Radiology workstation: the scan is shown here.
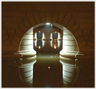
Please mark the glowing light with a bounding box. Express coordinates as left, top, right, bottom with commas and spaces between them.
51, 56, 53, 57
46, 86, 49, 88
54, 40, 56, 42
39, 46, 41, 49
54, 45, 56, 49
48, 66, 50, 69
46, 22, 51, 25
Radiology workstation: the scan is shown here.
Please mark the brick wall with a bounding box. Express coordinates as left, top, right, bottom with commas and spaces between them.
2, 2, 94, 56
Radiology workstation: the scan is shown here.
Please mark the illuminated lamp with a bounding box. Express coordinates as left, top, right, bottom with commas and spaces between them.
46, 22, 51, 25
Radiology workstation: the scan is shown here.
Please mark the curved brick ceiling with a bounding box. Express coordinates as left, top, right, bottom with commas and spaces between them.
2, 2, 94, 53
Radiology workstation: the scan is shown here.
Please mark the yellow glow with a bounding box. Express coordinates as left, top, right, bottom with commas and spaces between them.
54, 45, 56, 49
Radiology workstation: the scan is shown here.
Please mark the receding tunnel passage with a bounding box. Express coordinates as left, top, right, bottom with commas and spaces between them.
52, 32, 58, 39
37, 31, 42, 39
5, 22, 85, 87
14, 23, 82, 87
18, 23, 79, 55
2, 2, 94, 88
2, 21, 94, 87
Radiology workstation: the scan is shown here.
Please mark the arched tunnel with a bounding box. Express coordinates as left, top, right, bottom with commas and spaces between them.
2, 2, 94, 88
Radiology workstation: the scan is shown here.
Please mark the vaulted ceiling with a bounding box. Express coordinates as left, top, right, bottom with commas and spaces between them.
2, 2, 94, 28
2, 2, 94, 53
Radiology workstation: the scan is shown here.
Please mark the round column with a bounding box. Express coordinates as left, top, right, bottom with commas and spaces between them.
57, 32, 61, 39
60, 28, 78, 58
50, 33, 53, 39
18, 28, 36, 57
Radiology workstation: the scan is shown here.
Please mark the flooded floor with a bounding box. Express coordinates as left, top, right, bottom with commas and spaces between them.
33, 53, 63, 87
2, 40, 94, 87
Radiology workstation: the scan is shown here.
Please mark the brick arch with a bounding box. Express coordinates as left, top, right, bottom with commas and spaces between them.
5, 12, 77, 53
18, 23, 80, 57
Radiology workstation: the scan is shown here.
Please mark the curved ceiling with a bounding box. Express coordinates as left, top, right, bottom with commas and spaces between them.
2, 2, 94, 53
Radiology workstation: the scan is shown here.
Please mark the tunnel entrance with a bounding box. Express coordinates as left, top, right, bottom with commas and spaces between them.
16, 23, 80, 87
18, 22, 79, 57
52, 32, 58, 39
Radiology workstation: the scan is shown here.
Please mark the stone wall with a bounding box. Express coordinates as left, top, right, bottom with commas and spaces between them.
2, 2, 94, 56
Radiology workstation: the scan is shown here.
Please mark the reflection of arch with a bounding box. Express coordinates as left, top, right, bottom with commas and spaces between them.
18, 23, 79, 57
18, 58, 36, 86
59, 58, 79, 87
34, 40, 45, 49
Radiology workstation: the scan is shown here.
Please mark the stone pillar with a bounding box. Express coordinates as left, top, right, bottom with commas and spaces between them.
57, 32, 61, 39
58, 39, 61, 48
59, 28, 78, 58
18, 28, 36, 57
42, 33, 46, 39
34, 33, 37, 40
50, 33, 52, 39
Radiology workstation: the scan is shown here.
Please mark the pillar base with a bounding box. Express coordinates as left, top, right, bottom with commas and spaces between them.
19, 49, 36, 57
59, 50, 78, 58
15, 49, 36, 58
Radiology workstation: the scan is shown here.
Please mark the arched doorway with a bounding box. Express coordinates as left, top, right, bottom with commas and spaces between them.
18, 23, 79, 57
50, 31, 61, 49
16, 22, 81, 87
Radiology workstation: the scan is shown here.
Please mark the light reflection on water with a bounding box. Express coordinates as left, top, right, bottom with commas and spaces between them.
60, 59, 79, 87
2, 39, 94, 87
15, 39, 79, 87
18, 59, 36, 87
16, 53, 79, 87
